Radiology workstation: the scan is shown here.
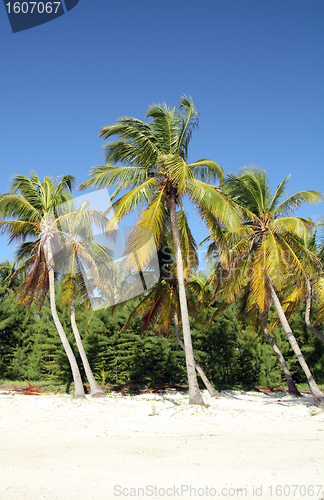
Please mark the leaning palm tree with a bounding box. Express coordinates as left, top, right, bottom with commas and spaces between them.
55, 196, 116, 397
270, 226, 324, 345
59, 258, 106, 397
304, 276, 324, 343
79, 96, 240, 404
0, 172, 86, 398
204, 235, 303, 396
221, 167, 324, 406
201, 223, 302, 396
236, 284, 302, 396
307, 222, 324, 341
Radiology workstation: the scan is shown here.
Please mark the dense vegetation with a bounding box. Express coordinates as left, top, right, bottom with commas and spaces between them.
0, 96, 324, 404
1, 271, 323, 390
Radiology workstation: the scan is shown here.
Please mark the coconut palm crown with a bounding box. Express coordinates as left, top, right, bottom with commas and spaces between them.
79, 96, 239, 245
221, 167, 323, 313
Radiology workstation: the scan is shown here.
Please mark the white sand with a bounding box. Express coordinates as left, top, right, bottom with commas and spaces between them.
0, 390, 323, 500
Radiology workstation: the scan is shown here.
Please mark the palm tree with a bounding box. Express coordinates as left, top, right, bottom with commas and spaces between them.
79, 96, 240, 404
59, 260, 106, 397
120, 255, 221, 397
304, 277, 324, 343
237, 284, 302, 396
279, 225, 324, 345
260, 312, 301, 396
202, 222, 302, 396
222, 167, 324, 407
55, 196, 115, 397
0, 172, 86, 398
204, 253, 302, 396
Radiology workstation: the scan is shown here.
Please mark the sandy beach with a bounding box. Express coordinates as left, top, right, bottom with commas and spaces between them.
0, 390, 323, 500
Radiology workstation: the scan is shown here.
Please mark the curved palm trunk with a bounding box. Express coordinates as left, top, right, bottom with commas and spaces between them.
305, 278, 324, 344
169, 193, 204, 405
261, 312, 301, 397
173, 310, 221, 398
46, 241, 85, 399
70, 296, 105, 397
269, 281, 324, 408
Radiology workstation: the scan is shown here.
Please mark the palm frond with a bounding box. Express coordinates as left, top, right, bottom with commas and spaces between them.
78, 164, 149, 193
122, 190, 166, 269
268, 175, 290, 212
188, 179, 241, 233
100, 117, 161, 166
273, 190, 322, 216
263, 229, 287, 289
271, 217, 311, 239
177, 95, 199, 159
187, 159, 223, 184
225, 168, 271, 215
177, 210, 198, 273
314, 277, 324, 324
146, 104, 179, 155
166, 154, 193, 194
0, 193, 41, 223
107, 178, 159, 230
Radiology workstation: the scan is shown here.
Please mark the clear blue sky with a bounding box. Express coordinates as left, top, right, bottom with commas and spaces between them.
1, 0, 324, 266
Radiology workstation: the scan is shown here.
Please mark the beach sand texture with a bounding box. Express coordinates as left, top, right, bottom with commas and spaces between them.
0, 390, 323, 500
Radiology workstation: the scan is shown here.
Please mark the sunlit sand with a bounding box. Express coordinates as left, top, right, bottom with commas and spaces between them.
0, 390, 323, 500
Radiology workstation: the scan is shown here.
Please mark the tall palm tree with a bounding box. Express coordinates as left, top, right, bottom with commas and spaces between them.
0, 172, 86, 398
222, 167, 324, 406
79, 96, 240, 404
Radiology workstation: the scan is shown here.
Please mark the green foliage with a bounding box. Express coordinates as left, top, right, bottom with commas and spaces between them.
191, 303, 282, 389
0, 267, 36, 379
285, 306, 324, 383
1, 257, 323, 389
81, 304, 185, 387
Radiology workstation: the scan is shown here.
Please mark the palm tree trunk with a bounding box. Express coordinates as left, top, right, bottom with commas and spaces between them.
260, 312, 301, 397
173, 310, 221, 398
70, 296, 105, 397
305, 278, 324, 344
269, 280, 324, 407
169, 192, 204, 405
46, 240, 85, 399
